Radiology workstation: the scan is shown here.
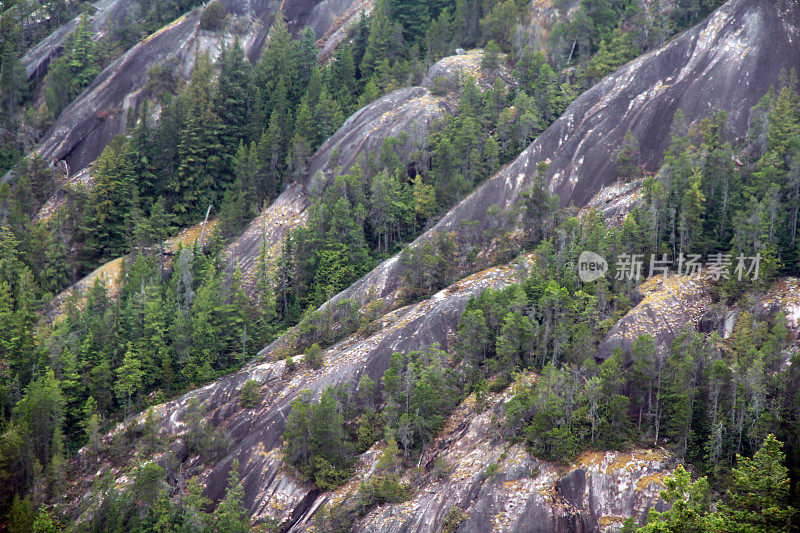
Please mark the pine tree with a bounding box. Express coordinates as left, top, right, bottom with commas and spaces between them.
291, 28, 318, 106
83, 140, 137, 262
213, 459, 250, 532
172, 54, 225, 224
717, 434, 797, 531
12, 369, 64, 469
128, 101, 160, 203
257, 109, 286, 202
254, 14, 294, 125
361, 0, 403, 80
328, 45, 358, 114
313, 88, 344, 146
214, 40, 255, 155
31, 509, 60, 533
0, 22, 27, 112
115, 342, 144, 412
678, 167, 706, 254
387, 0, 428, 45
482, 40, 501, 70
369, 170, 401, 253
617, 130, 641, 181
286, 102, 314, 181
638, 465, 711, 532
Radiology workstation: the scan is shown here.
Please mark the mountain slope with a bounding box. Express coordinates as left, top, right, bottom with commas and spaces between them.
46, 0, 800, 530
14, 0, 371, 180
329, 0, 800, 313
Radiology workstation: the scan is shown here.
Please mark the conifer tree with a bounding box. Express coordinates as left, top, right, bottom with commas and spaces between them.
115, 342, 144, 412
213, 459, 250, 532
83, 141, 137, 262
214, 40, 256, 155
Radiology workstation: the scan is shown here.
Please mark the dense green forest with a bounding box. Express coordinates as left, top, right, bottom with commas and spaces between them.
0, 0, 789, 530
283, 72, 800, 530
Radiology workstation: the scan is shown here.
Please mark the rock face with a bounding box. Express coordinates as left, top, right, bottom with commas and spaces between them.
597, 275, 712, 359
291, 378, 672, 533
56, 0, 800, 529
48, 51, 498, 310
222, 52, 510, 291
93, 255, 529, 528
34, 9, 216, 177
21, 0, 133, 84
223, 85, 445, 289
19, 0, 373, 179
327, 0, 800, 313
85, 254, 686, 532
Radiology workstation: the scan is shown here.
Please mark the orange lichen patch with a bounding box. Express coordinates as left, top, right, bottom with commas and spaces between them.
573, 449, 667, 475
599, 515, 626, 527
167, 219, 218, 249
605, 449, 666, 475
576, 450, 606, 469
636, 472, 668, 492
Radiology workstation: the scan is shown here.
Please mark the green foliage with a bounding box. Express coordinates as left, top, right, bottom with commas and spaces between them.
40, 15, 104, 120
716, 434, 797, 532
239, 379, 261, 408
441, 506, 468, 533
482, 461, 500, 480
213, 460, 250, 533
637, 435, 796, 532
283, 389, 355, 488
305, 343, 324, 370
616, 130, 640, 181
200, 1, 228, 31
183, 398, 230, 459
381, 346, 461, 454
637, 465, 711, 532
355, 473, 412, 510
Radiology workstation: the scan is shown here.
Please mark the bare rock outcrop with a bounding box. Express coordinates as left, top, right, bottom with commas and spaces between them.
20, 0, 376, 179
294, 381, 672, 532
597, 275, 712, 359
21, 0, 133, 84
85, 253, 529, 527
327, 0, 800, 313
85, 254, 678, 531
223, 85, 445, 289
48, 51, 500, 311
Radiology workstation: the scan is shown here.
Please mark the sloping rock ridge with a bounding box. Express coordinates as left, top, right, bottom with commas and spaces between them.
80, 256, 531, 527
222, 85, 445, 290
328, 0, 800, 313
221, 51, 506, 291
21, 0, 373, 178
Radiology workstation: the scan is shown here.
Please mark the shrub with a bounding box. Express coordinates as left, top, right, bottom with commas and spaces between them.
356, 474, 412, 511
285, 356, 297, 374
487, 374, 510, 393
200, 1, 227, 31
433, 457, 453, 479
442, 506, 468, 533
482, 40, 501, 69
313, 456, 352, 490
305, 343, 324, 369
482, 461, 500, 480
239, 379, 260, 408
183, 399, 229, 458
